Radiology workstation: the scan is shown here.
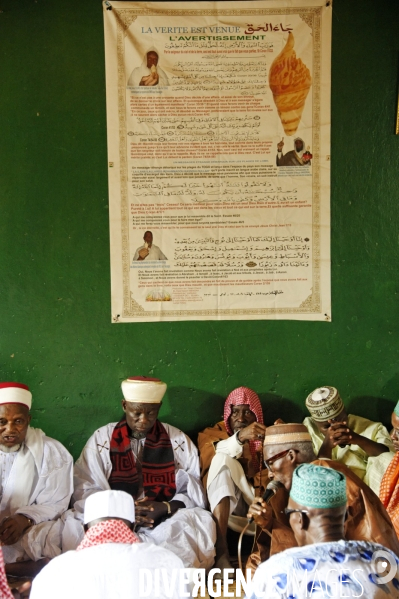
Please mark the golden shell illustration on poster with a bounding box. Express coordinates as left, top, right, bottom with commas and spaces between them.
269, 32, 312, 136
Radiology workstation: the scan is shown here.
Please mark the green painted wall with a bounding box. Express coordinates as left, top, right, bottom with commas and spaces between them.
0, 0, 398, 460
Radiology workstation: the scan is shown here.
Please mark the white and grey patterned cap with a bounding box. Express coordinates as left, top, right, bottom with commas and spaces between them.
305, 386, 344, 422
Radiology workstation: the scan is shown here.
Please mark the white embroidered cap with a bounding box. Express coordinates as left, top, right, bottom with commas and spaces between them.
0, 382, 32, 409
305, 386, 344, 422
84, 490, 135, 525
121, 376, 167, 403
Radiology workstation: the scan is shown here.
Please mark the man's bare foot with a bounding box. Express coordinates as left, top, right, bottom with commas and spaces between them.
10, 581, 31, 598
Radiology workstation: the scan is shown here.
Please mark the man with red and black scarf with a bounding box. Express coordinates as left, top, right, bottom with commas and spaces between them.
65, 377, 215, 570
198, 387, 267, 572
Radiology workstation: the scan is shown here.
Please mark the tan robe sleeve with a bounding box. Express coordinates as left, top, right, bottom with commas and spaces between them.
315, 458, 399, 555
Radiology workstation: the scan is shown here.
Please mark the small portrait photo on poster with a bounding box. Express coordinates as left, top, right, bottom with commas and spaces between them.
276, 137, 312, 167
127, 48, 169, 87
133, 231, 167, 262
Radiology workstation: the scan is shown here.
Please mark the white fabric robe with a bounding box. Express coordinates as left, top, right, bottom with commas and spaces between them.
30, 541, 188, 599
0, 427, 73, 563
127, 47, 169, 87
56, 422, 215, 569
207, 433, 256, 506
207, 433, 257, 533
133, 244, 167, 261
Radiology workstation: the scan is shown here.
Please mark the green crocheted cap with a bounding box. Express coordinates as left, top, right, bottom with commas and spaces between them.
290, 463, 347, 509
394, 401, 399, 417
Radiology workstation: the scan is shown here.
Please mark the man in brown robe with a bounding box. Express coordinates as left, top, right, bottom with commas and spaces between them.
198, 387, 267, 572
246, 423, 399, 572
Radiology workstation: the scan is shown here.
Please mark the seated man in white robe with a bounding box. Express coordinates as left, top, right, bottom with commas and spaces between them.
0, 382, 73, 577
30, 490, 187, 599
61, 376, 215, 570
303, 386, 393, 481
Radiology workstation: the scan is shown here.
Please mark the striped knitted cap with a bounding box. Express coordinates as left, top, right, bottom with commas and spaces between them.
264, 423, 311, 446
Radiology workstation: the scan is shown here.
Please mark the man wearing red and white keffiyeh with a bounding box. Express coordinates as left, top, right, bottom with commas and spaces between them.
0, 548, 13, 599
0, 547, 30, 599
76, 518, 140, 551
30, 490, 187, 599
198, 386, 268, 573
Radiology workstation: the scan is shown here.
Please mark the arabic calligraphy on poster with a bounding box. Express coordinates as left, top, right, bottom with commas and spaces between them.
104, 1, 331, 322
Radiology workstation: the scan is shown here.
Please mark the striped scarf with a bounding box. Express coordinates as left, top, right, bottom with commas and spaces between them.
109, 419, 176, 501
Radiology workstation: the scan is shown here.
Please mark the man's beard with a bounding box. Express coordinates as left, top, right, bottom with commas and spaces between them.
0, 443, 21, 453
131, 430, 146, 440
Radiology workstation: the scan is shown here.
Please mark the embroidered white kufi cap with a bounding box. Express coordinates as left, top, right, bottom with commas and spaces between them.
121, 376, 167, 403
305, 386, 344, 422
84, 490, 135, 524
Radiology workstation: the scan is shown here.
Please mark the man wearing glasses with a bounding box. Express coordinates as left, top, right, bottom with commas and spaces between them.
246, 423, 399, 568
246, 464, 399, 599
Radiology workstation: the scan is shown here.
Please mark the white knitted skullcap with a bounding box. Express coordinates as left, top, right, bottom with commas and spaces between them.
84, 490, 135, 525
121, 376, 166, 403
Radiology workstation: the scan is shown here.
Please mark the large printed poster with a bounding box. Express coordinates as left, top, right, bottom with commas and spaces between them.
104, 0, 331, 322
